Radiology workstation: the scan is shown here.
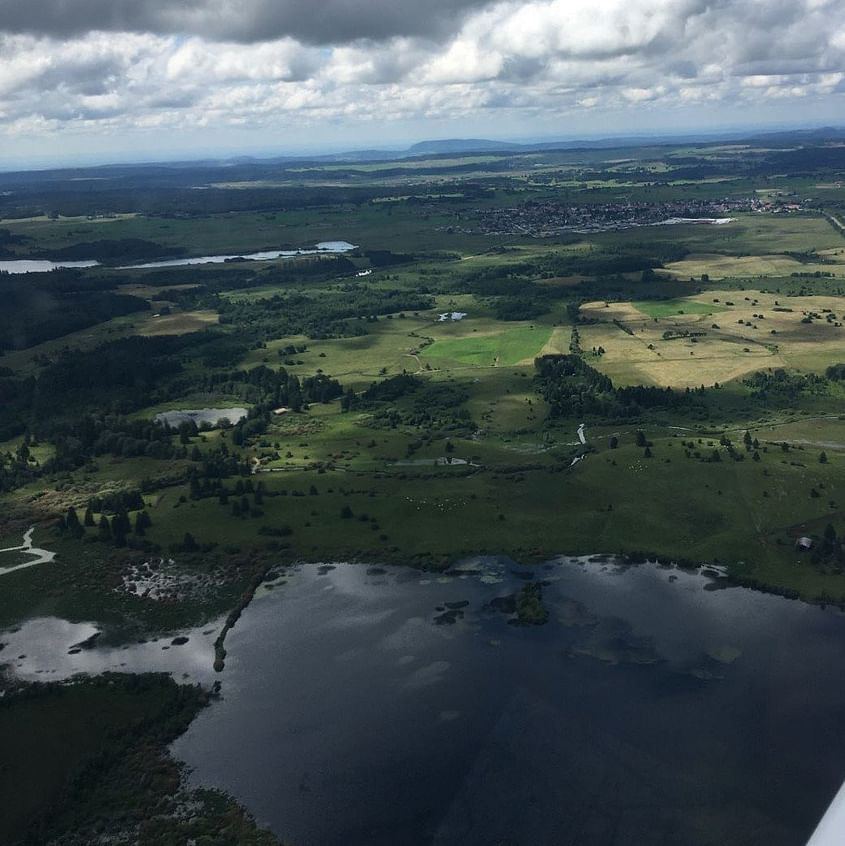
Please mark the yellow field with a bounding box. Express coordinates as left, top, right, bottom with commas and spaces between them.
664, 252, 845, 280
580, 290, 845, 387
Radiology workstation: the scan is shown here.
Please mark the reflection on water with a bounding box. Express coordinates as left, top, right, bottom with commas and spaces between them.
0, 616, 220, 683
0, 259, 99, 273
0, 241, 357, 274
122, 241, 358, 269
170, 557, 845, 846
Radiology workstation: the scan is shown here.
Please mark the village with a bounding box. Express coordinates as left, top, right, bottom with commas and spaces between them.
439, 195, 809, 237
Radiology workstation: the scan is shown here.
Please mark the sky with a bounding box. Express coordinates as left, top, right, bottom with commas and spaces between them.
1, 0, 845, 167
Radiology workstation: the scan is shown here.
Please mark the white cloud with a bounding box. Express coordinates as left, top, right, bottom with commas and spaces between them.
1, 0, 844, 154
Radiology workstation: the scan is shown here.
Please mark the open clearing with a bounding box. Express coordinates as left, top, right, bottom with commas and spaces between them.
136, 310, 219, 336
423, 324, 560, 368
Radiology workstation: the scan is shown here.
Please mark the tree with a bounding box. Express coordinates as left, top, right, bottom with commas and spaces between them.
182, 532, 199, 552
644, 446, 653, 458
820, 451, 828, 464
609, 436, 619, 449
83, 505, 95, 527
635, 430, 647, 447
113, 507, 132, 536
743, 430, 753, 451
98, 515, 112, 541
340, 504, 353, 519
134, 510, 152, 535
65, 507, 83, 539
341, 387, 356, 413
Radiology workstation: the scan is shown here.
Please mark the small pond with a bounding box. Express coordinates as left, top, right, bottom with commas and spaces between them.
154, 407, 248, 428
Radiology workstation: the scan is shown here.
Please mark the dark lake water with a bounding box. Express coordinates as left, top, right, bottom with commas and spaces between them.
172, 557, 845, 846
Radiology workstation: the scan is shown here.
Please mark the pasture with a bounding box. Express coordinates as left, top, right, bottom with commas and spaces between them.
580, 290, 845, 387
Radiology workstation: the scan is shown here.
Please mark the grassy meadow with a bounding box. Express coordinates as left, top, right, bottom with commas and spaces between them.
4, 159, 845, 641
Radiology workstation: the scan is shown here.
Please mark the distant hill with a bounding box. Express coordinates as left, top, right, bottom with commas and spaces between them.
4, 125, 845, 179
405, 139, 522, 156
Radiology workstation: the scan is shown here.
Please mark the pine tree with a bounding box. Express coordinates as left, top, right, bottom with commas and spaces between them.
134, 511, 152, 535
113, 507, 131, 536
65, 507, 83, 538
98, 515, 112, 542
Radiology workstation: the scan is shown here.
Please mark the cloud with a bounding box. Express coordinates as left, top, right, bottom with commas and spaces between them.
0, 0, 492, 44
1, 0, 844, 154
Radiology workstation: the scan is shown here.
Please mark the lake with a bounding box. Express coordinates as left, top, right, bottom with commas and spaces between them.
168, 557, 845, 846
0, 241, 357, 274
122, 241, 358, 269
0, 258, 99, 274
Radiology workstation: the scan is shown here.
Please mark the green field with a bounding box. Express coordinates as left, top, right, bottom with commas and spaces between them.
424, 323, 556, 367
4, 139, 845, 640
633, 299, 729, 319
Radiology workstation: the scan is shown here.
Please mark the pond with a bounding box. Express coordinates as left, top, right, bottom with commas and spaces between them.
154, 407, 248, 428
166, 557, 845, 846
